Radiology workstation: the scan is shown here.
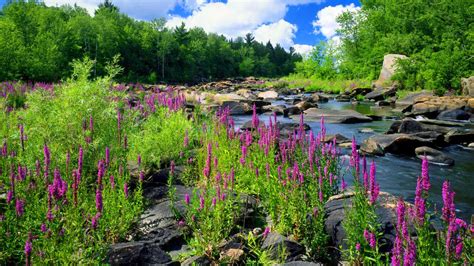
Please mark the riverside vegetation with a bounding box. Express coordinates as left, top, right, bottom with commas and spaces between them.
1, 59, 472, 265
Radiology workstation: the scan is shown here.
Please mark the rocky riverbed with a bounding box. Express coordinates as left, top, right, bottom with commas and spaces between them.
108, 78, 473, 265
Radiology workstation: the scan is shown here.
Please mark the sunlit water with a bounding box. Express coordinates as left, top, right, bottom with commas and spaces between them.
232, 98, 474, 220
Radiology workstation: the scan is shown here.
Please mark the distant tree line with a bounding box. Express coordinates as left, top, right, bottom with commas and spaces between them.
295, 0, 473, 94
0, 1, 302, 83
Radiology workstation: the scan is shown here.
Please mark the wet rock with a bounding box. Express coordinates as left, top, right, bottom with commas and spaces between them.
444, 129, 474, 144
336, 94, 351, 102
415, 146, 454, 166
295, 100, 317, 111
323, 134, 351, 145
390, 118, 450, 135
263, 105, 286, 115
284, 106, 302, 117
437, 109, 471, 121
258, 90, 279, 100
297, 108, 372, 124
324, 191, 412, 259
311, 93, 329, 103
375, 100, 391, 107
108, 242, 177, 265
365, 86, 397, 101
349, 87, 372, 97
360, 133, 436, 155
261, 232, 305, 261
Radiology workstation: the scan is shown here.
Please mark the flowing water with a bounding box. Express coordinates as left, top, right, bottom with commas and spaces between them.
232, 98, 474, 220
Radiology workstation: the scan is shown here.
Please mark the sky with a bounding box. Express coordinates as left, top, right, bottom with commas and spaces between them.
0, 0, 361, 55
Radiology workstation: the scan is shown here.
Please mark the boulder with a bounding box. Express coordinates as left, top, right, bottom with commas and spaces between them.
108, 242, 177, 265
213, 93, 246, 104
461, 77, 474, 97
258, 90, 279, 100
297, 108, 372, 124
263, 105, 286, 115
374, 54, 408, 87
284, 106, 302, 117
324, 191, 413, 259
221, 101, 252, 115
360, 133, 436, 155
295, 100, 317, 111
415, 146, 454, 166
396, 118, 450, 135
444, 129, 474, 144
261, 232, 305, 261
365, 86, 397, 101
323, 134, 351, 145
407, 96, 470, 118
311, 93, 329, 103
396, 90, 433, 106
468, 98, 474, 110
182, 255, 211, 266
437, 109, 471, 121
336, 94, 351, 102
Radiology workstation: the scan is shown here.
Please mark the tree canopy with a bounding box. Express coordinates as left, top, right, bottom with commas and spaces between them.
0, 1, 302, 83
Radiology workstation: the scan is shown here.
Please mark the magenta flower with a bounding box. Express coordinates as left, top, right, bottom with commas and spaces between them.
442, 180, 455, 224
137, 154, 141, 167
263, 227, 271, 238
6, 190, 13, 204
105, 147, 110, 166
403, 239, 416, 266
414, 177, 426, 224
78, 146, 83, 175
139, 170, 145, 182
421, 156, 430, 191
211, 197, 217, 207
355, 243, 361, 251
124, 183, 129, 198
369, 161, 379, 205
43, 144, 50, 179
41, 223, 47, 233
251, 104, 259, 129
91, 213, 100, 230
341, 177, 347, 190
199, 195, 205, 210
25, 237, 32, 266
15, 198, 25, 217
109, 175, 115, 189
185, 194, 190, 205
363, 229, 376, 249
95, 189, 103, 212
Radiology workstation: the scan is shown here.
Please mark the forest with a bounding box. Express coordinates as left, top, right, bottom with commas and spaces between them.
0, 1, 301, 83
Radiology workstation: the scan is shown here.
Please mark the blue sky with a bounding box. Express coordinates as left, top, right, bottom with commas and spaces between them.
0, 0, 361, 54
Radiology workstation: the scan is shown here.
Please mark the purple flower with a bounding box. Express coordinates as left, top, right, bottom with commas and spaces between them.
139, 171, 145, 182
421, 156, 430, 191
199, 195, 205, 210
78, 146, 83, 175
24, 237, 32, 264
442, 180, 455, 224
185, 194, 190, 205
95, 189, 103, 212
137, 154, 141, 167
109, 175, 115, 189
355, 243, 361, 251
341, 177, 347, 190
363, 229, 376, 249
41, 223, 47, 233
414, 177, 426, 224
263, 227, 271, 238
105, 147, 110, 166
91, 212, 100, 230
403, 239, 417, 266
6, 190, 13, 204
170, 161, 175, 176
369, 161, 379, 205
211, 197, 217, 207
15, 198, 25, 217
251, 104, 259, 129
124, 183, 129, 198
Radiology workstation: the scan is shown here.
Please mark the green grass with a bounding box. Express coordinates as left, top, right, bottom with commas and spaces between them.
265, 75, 371, 94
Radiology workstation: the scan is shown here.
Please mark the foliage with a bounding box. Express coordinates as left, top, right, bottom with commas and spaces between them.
0, 1, 302, 83
336, 0, 474, 93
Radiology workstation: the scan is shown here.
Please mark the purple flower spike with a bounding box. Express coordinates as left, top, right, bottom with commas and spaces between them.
124, 183, 129, 198
95, 189, 103, 212
185, 193, 190, 205
15, 198, 25, 217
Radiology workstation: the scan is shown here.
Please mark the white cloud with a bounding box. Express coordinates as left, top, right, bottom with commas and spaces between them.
293, 44, 313, 56
253, 19, 297, 49
312, 3, 359, 40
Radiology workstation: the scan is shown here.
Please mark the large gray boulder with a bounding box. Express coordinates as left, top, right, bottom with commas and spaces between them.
261, 232, 305, 261
415, 146, 454, 166
374, 54, 408, 87
296, 108, 372, 124
365, 86, 397, 101
360, 133, 436, 155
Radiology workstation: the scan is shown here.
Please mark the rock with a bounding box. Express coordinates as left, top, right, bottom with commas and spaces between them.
390, 118, 451, 135
221, 101, 252, 115
323, 134, 351, 145
240, 119, 264, 130
284, 106, 302, 117
461, 77, 474, 96
468, 98, 474, 110
181, 255, 211, 266
444, 129, 474, 144
261, 232, 305, 261
374, 54, 408, 86
311, 93, 329, 102
365, 86, 397, 101
375, 100, 391, 107
263, 105, 286, 115
108, 242, 176, 265
236, 89, 254, 99
396, 90, 433, 106
213, 93, 246, 104
297, 108, 372, 124
279, 122, 311, 139
336, 94, 351, 102
360, 133, 436, 155
324, 191, 413, 259
469, 143, 474, 148
295, 100, 317, 111
417, 119, 465, 127
258, 90, 279, 99
437, 109, 471, 121
407, 96, 470, 118
349, 87, 372, 97
415, 146, 454, 166
241, 99, 271, 108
